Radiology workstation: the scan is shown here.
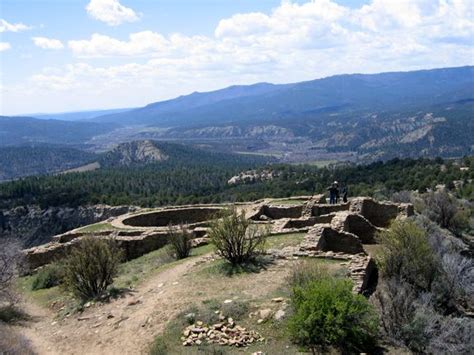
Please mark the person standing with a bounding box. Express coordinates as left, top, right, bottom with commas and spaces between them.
327, 181, 338, 204
341, 185, 348, 203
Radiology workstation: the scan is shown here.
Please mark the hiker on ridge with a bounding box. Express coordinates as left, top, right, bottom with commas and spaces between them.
341, 185, 348, 203
327, 181, 339, 204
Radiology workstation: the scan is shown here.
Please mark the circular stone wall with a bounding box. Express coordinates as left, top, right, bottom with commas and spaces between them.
121, 207, 223, 227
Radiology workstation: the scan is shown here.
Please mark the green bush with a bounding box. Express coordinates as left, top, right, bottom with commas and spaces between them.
167, 224, 192, 260
209, 209, 266, 265
63, 237, 123, 301
288, 277, 378, 353
0, 304, 29, 323
376, 220, 440, 291
31, 263, 63, 290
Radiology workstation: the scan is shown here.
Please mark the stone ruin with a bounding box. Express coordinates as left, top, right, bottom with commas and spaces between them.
22, 205, 223, 272
23, 196, 414, 294
259, 196, 413, 293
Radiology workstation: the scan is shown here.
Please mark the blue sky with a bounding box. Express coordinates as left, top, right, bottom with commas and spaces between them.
1, 0, 473, 115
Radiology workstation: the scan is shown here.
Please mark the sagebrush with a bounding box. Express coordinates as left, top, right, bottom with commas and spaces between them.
376, 219, 439, 291
63, 237, 123, 301
167, 224, 192, 260
209, 209, 266, 265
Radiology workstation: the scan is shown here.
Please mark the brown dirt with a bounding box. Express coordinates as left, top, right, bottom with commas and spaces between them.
15, 253, 301, 354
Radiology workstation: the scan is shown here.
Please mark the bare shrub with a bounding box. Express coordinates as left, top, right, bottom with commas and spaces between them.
408, 298, 474, 354
371, 278, 418, 346
167, 224, 193, 260
423, 190, 468, 233
0, 238, 23, 305
63, 237, 123, 301
0, 323, 35, 354
209, 209, 267, 265
390, 190, 413, 203
440, 253, 474, 311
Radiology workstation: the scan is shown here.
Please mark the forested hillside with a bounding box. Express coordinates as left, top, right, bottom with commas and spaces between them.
1, 156, 472, 210
0, 145, 97, 181
0, 116, 116, 146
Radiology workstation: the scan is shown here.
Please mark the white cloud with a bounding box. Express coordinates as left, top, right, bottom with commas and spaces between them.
69, 31, 167, 57
32, 37, 64, 50
86, 0, 140, 26
2, 0, 474, 114
0, 42, 11, 51
0, 19, 31, 32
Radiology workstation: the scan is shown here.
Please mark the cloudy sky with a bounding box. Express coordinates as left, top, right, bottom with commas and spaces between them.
1, 0, 473, 115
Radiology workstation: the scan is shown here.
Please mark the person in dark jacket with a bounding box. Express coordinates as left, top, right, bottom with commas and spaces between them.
328, 181, 339, 204
341, 185, 348, 203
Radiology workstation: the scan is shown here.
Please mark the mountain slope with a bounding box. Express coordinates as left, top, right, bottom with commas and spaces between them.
95, 66, 474, 127
0, 145, 98, 181
0, 116, 117, 146
88, 66, 473, 161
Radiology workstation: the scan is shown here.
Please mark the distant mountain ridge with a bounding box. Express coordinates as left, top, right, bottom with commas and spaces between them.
89, 66, 474, 161
94, 66, 474, 128
1, 66, 473, 163
30, 108, 134, 121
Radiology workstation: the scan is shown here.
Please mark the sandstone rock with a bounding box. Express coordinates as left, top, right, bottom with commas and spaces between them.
127, 299, 140, 306
274, 310, 286, 321
3, 204, 137, 247
271, 297, 285, 303
259, 309, 272, 320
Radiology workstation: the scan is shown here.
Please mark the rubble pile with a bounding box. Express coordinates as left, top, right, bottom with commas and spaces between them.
181, 318, 264, 347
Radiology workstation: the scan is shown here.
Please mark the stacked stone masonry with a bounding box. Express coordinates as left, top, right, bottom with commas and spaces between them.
23, 197, 413, 295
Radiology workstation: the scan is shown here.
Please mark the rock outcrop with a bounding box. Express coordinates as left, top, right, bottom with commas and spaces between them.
1, 204, 138, 247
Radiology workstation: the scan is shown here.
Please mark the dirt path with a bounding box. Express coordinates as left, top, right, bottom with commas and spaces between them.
17, 252, 294, 354
19, 254, 212, 355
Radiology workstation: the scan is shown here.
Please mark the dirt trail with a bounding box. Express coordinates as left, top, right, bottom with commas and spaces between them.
19, 255, 211, 355
17, 252, 293, 354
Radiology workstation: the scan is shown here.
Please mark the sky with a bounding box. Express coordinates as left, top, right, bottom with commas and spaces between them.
0, 0, 473, 115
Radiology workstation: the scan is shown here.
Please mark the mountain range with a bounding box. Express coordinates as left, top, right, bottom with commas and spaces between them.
2, 66, 473, 167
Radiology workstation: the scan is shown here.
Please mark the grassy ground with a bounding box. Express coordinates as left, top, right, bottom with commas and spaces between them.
17, 231, 349, 354
149, 256, 344, 355
16, 243, 214, 312
75, 222, 119, 233
270, 198, 309, 205
266, 232, 306, 249
18, 233, 305, 309
115, 244, 213, 289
